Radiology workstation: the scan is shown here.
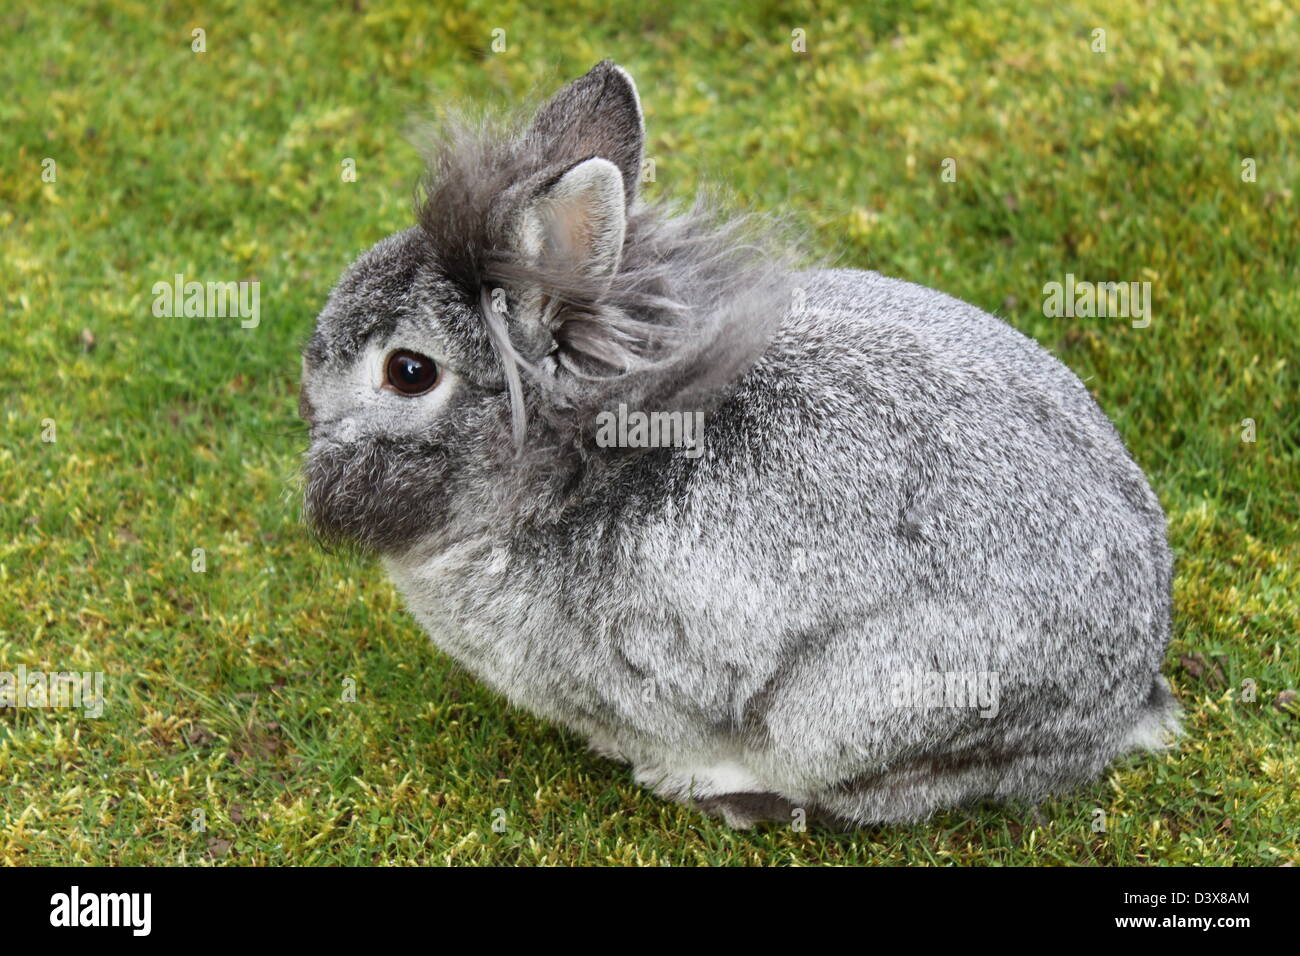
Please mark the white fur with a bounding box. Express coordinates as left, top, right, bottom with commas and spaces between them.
1120, 679, 1182, 751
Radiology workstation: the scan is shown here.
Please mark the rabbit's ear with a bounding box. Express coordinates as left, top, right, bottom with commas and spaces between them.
518, 157, 626, 283
525, 60, 644, 206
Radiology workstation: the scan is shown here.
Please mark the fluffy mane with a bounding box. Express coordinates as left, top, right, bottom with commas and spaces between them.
413, 101, 801, 455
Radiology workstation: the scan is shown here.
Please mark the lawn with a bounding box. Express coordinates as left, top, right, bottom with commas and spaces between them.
0, 0, 1296, 865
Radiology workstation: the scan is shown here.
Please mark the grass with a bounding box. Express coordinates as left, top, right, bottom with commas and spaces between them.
0, 0, 1296, 866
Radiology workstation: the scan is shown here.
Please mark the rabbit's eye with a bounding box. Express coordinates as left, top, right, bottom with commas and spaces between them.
385, 350, 440, 396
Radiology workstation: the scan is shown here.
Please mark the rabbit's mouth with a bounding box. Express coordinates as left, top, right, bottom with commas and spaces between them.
307, 419, 355, 444
302, 427, 455, 553
298, 382, 317, 427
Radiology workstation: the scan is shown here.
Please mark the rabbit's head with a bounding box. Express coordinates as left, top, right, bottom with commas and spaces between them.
300, 61, 792, 554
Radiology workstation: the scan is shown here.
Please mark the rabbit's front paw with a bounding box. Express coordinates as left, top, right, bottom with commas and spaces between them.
586, 734, 629, 764
632, 758, 762, 800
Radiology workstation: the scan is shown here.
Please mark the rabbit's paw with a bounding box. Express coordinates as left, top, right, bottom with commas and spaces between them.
586, 734, 629, 764
632, 758, 762, 800
694, 792, 805, 830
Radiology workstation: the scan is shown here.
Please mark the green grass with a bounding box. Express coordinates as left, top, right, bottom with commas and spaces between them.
1, 0, 1296, 865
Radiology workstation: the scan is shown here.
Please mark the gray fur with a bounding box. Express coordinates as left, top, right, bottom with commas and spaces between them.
300, 61, 1179, 827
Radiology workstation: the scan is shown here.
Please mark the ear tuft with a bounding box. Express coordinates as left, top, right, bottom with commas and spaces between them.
526, 60, 645, 206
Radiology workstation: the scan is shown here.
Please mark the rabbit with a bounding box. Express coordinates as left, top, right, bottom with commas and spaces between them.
299, 60, 1179, 828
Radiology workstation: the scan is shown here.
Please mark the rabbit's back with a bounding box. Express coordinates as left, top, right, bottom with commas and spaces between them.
684, 266, 1171, 640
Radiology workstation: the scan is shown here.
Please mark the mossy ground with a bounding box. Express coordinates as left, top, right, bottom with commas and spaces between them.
0, 0, 1295, 864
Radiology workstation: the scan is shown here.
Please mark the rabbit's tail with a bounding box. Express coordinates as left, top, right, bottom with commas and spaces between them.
1119, 675, 1183, 752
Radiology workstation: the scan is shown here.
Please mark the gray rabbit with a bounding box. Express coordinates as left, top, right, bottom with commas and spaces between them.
300, 61, 1179, 828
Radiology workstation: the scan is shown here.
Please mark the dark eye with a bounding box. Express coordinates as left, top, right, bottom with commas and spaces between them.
385, 350, 439, 396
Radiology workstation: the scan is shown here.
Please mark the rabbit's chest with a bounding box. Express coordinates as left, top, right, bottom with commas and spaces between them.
381, 545, 609, 721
